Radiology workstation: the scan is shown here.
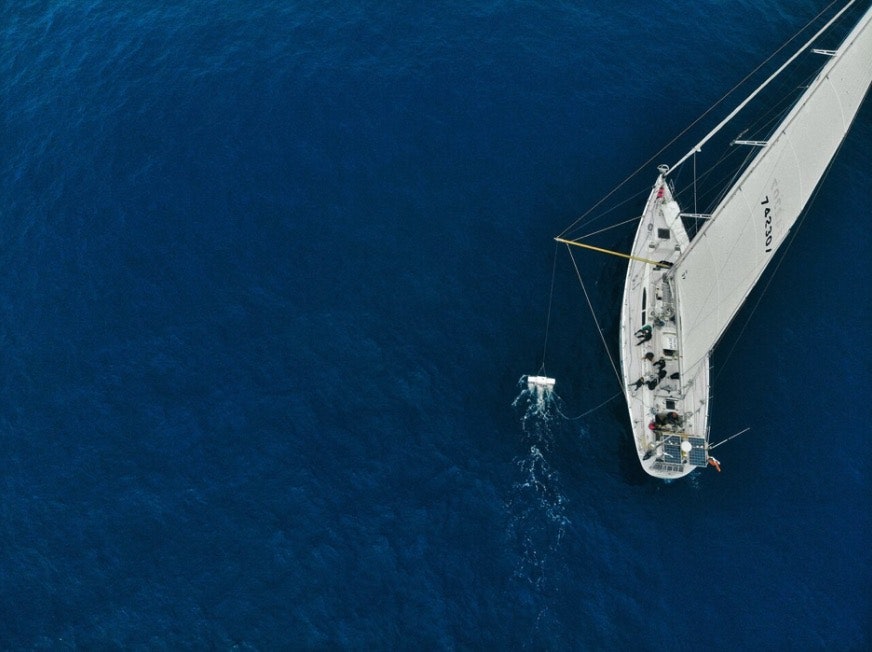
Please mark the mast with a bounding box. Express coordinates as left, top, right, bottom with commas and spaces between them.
667, 0, 859, 176
668, 3, 872, 379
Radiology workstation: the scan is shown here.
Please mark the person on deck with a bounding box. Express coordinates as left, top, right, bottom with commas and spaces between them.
635, 325, 652, 345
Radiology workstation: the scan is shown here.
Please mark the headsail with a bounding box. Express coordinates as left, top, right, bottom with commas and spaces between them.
670, 5, 872, 379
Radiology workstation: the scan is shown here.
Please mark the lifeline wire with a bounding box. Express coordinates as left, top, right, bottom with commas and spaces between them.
556, 391, 622, 421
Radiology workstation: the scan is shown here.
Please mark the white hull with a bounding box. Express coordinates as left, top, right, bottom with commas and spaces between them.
619, 178, 710, 479
553, 4, 872, 478
615, 4, 872, 478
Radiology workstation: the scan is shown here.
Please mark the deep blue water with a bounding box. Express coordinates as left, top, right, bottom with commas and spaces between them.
2, 1, 870, 648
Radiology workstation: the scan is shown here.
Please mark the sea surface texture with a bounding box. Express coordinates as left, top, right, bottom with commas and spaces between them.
2, 1, 870, 648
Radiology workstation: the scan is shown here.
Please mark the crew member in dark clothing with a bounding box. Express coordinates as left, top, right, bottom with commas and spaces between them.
658, 368, 667, 380
630, 377, 645, 390
646, 378, 658, 390
670, 372, 680, 380
635, 325, 652, 345
653, 358, 666, 370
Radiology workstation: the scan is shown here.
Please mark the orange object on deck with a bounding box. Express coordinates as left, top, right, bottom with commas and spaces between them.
708, 457, 722, 472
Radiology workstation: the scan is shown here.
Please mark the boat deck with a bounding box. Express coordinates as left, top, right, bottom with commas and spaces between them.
619, 174, 711, 479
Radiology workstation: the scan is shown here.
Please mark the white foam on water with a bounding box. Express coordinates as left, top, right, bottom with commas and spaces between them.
506, 377, 571, 636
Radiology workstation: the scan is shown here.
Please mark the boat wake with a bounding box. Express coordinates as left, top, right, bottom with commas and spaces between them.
506, 377, 571, 634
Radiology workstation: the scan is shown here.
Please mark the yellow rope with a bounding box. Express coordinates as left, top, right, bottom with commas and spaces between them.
554, 237, 667, 267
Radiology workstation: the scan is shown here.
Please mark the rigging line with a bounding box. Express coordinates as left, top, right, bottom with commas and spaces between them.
675, 139, 757, 216
674, 146, 749, 215
563, 188, 651, 240
574, 216, 641, 240
561, 186, 651, 240
556, 391, 622, 421
676, 132, 788, 216
675, 63, 833, 213
668, 0, 854, 173
557, 0, 843, 240
742, 69, 818, 137
715, 147, 758, 209
677, 151, 737, 201
709, 427, 751, 451
539, 243, 559, 373
713, 150, 839, 383
693, 149, 698, 215
564, 245, 623, 389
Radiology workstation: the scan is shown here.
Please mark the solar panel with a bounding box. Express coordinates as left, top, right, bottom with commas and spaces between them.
662, 435, 681, 463
652, 462, 683, 474
688, 437, 708, 466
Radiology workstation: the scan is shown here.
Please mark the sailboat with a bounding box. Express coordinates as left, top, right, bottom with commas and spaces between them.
555, 2, 872, 478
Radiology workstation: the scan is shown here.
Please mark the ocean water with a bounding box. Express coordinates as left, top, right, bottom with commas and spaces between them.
1, 0, 870, 649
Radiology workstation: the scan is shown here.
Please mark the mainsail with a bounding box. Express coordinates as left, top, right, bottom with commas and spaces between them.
552, 2, 872, 478
669, 5, 872, 381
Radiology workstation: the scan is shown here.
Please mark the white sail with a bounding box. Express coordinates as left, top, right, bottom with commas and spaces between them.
560, 4, 872, 478
672, 6, 872, 380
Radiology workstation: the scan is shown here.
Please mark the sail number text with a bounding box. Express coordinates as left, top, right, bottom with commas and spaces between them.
760, 184, 781, 253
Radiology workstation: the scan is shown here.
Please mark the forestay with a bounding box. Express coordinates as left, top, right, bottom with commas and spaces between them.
670, 6, 872, 380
